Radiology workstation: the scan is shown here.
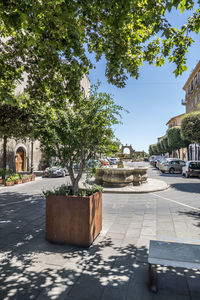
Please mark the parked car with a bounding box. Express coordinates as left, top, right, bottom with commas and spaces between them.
107, 157, 119, 165
43, 166, 68, 177
151, 156, 163, 168
156, 157, 166, 170
182, 161, 200, 178
159, 158, 186, 174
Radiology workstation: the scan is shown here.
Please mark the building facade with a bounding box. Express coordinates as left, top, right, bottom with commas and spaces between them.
182, 60, 200, 160
182, 60, 200, 113
0, 75, 91, 172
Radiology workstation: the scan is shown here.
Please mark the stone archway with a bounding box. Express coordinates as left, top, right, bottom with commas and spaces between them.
121, 144, 134, 159
16, 147, 26, 172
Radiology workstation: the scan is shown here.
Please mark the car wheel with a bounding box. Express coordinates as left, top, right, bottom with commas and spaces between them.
185, 172, 190, 178
169, 168, 175, 174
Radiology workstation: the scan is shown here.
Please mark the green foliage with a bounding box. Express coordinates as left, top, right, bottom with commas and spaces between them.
0, 1, 199, 107
162, 136, 172, 154
0, 103, 35, 139
149, 144, 159, 155
181, 112, 200, 144
6, 175, 17, 182
0, 169, 10, 178
85, 163, 97, 183
157, 141, 163, 155
43, 184, 103, 197
167, 126, 190, 151
36, 84, 124, 195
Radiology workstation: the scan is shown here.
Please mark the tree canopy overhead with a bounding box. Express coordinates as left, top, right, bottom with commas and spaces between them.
0, 0, 199, 106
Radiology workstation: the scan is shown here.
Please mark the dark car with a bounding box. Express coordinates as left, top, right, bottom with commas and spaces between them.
182, 161, 200, 178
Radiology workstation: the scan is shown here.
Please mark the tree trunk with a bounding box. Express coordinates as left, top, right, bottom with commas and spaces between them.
178, 149, 180, 159
187, 146, 190, 161
2, 136, 8, 179
72, 166, 84, 195
67, 163, 84, 195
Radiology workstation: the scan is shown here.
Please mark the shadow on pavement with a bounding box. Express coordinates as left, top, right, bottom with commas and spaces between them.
179, 210, 200, 227
0, 191, 200, 299
170, 183, 200, 194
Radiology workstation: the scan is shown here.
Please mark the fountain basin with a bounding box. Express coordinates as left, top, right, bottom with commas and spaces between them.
95, 167, 148, 187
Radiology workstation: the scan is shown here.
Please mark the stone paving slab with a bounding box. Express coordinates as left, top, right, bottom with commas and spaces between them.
0, 168, 200, 299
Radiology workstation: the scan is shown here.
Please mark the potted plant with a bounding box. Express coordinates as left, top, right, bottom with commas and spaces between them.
36, 84, 124, 247
0, 169, 10, 184
30, 173, 36, 181
22, 175, 29, 183
5, 176, 15, 186
14, 174, 22, 184
44, 184, 103, 247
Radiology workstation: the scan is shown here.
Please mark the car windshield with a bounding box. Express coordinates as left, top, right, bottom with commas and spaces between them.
189, 162, 200, 169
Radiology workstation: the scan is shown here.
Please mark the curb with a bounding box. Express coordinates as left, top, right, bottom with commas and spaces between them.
80, 179, 169, 194
0, 176, 43, 190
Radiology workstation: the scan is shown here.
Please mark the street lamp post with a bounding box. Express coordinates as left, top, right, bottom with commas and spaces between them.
30, 141, 34, 173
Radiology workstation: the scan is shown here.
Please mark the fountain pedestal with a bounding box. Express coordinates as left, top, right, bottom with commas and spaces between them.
95, 167, 148, 187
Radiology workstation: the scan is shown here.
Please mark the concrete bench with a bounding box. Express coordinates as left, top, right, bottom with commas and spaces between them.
148, 240, 200, 292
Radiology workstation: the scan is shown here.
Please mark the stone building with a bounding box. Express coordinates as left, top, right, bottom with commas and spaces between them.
182, 60, 200, 113
0, 75, 91, 172
181, 60, 200, 160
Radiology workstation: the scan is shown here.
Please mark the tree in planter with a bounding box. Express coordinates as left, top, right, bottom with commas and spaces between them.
167, 126, 190, 158
36, 86, 124, 195
0, 103, 35, 178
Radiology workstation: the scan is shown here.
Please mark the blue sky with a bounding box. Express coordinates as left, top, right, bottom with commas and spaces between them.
88, 7, 200, 153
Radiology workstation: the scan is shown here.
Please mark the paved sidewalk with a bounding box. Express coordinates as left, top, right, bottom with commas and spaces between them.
0, 173, 200, 299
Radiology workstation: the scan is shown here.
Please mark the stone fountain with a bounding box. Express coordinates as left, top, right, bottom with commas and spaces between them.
95, 166, 148, 187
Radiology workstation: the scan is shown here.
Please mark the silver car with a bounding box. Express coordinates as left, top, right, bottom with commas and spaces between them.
159, 158, 185, 174
43, 166, 68, 177
182, 161, 200, 178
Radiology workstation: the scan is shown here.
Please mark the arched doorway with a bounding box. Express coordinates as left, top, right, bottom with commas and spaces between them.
16, 147, 26, 172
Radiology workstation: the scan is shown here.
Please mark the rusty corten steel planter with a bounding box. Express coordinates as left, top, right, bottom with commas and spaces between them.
45, 191, 102, 247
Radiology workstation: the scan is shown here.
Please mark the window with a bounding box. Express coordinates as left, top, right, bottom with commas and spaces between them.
188, 84, 191, 94
195, 75, 197, 88
189, 162, 200, 169
191, 80, 193, 91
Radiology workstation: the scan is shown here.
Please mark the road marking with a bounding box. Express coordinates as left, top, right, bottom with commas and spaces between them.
152, 193, 200, 211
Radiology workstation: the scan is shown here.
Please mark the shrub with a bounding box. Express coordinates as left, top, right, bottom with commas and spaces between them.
43, 184, 103, 198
